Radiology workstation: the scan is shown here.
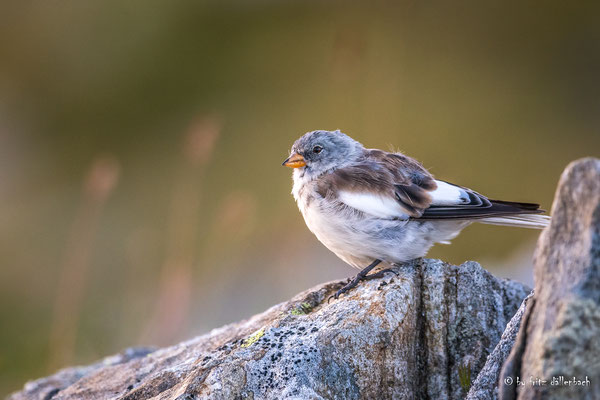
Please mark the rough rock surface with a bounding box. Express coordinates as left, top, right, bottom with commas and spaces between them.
10, 259, 529, 400
466, 292, 533, 400
500, 158, 600, 400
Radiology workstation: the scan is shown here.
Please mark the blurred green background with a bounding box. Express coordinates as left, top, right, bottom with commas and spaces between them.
1, 0, 598, 395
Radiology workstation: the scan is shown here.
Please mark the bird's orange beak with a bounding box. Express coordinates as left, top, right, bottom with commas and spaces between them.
282, 153, 306, 168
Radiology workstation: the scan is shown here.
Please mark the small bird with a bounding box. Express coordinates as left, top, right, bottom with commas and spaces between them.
282, 130, 550, 299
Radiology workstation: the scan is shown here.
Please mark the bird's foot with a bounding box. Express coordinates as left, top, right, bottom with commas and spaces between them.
328, 266, 397, 302
362, 268, 398, 281
329, 275, 362, 302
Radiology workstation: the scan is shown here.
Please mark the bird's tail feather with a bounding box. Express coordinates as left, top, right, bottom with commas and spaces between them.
479, 214, 551, 229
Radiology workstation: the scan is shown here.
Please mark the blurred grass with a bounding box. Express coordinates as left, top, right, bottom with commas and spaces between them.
0, 0, 599, 395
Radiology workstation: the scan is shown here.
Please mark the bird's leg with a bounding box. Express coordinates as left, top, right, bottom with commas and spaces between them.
362, 267, 398, 280
363, 261, 408, 280
331, 259, 385, 300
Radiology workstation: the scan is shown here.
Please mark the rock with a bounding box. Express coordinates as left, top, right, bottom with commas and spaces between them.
9, 348, 154, 400
466, 292, 534, 400
499, 158, 600, 400
9, 259, 529, 400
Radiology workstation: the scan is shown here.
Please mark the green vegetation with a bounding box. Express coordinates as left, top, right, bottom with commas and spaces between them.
241, 329, 265, 348
290, 302, 314, 316
458, 361, 472, 392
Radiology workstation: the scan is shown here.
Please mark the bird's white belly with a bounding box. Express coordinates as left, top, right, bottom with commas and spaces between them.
301, 203, 369, 267
299, 197, 416, 267
296, 193, 468, 269
292, 174, 468, 268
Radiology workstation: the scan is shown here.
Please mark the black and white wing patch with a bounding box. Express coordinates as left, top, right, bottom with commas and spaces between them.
420, 180, 543, 219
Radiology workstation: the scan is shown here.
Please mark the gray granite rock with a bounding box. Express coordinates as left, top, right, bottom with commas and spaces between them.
9, 259, 528, 400
467, 292, 534, 400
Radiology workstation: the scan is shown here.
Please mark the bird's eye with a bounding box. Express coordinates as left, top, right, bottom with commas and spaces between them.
312, 145, 323, 154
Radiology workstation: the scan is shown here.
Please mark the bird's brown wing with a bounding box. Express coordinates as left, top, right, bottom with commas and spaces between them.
316, 149, 544, 220
315, 150, 437, 218
364, 149, 545, 219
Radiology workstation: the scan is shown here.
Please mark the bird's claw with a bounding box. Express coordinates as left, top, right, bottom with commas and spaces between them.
328, 281, 358, 302
328, 267, 399, 302
327, 282, 353, 303
362, 268, 398, 280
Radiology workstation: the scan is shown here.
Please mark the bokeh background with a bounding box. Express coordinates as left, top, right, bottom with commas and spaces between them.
1, 0, 599, 395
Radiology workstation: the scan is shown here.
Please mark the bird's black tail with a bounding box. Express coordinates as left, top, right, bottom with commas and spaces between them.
420, 199, 551, 229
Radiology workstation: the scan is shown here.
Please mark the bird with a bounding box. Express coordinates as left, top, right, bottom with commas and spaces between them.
282, 129, 550, 299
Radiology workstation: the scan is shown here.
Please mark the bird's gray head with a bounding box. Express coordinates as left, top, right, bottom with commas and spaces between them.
282, 130, 364, 178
